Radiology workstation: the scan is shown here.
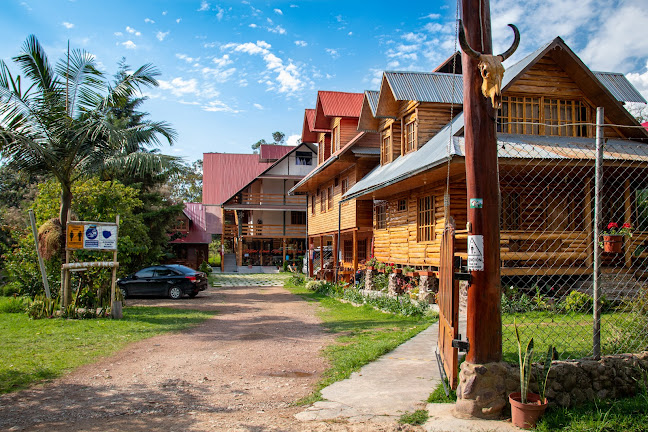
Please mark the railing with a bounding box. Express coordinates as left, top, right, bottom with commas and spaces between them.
231, 192, 306, 206
223, 223, 306, 237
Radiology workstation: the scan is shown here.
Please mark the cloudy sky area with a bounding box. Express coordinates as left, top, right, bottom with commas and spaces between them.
1, 0, 648, 163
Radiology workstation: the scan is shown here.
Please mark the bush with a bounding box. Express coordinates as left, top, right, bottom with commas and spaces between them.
0, 296, 28, 313
1, 281, 22, 297
305, 280, 323, 291
27, 295, 59, 319
289, 273, 306, 286
559, 291, 593, 313
199, 261, 212, 274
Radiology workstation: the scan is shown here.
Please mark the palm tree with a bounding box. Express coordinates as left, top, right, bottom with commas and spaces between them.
0, 35, 179, 249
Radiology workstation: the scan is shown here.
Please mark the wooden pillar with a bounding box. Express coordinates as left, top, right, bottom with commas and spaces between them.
352, 230, 358, 273
260, 240, 263, 266
282, 238, 287, 267
319, 234, 324, 270
462, 0, 502, 364
308, 238, 314, 277
584, 177, 593, 267
624, 178, 632, 268
236, 238, 243, 266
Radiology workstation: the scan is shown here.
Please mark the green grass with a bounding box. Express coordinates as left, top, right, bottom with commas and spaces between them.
0, 297, 215, 394
427, 381, 457, 403
285, 280, 436, 404
536, 389, 648, 432
398, 409, 429, 425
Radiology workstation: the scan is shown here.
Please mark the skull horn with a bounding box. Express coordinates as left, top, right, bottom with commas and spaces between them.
458, 20, 481, 60
497, 24, 520, 61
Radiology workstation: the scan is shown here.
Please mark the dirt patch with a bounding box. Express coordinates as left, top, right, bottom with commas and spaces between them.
0, 283, 410, 431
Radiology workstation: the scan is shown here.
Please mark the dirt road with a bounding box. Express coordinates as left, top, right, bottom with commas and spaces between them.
0, 283, 407, 431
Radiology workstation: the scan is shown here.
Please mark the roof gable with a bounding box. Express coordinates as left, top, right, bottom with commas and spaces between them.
313, 91, 364, 130
358, 90, 381, 133
259, 144, 293, 162
301, 109, 318, 143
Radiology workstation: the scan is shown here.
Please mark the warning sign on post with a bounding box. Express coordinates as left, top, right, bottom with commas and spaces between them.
467, 235, 484, 271
67, 222, 118, 250
67, 224, 84, 249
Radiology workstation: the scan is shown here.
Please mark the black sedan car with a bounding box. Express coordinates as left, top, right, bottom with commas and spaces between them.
118, 264, 208, 299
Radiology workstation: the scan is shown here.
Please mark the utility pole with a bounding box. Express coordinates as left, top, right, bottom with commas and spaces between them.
461, 0, 502, 364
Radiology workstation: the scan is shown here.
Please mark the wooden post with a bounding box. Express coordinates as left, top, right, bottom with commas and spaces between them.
308, 238, 314, 277
624, 178, 632, 268
352, 230, 358, 273
111, 215, 121, 319
283, 238, 287, 267
462, 0, 502, 364
584, 177, 593, 267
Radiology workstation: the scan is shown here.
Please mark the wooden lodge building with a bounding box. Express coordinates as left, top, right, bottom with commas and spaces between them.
221, 143, 316, 269
289, 91, 381, 278
340, 37, 648, 281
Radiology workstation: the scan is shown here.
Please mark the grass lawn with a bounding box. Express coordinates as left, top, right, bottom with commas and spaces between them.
285, 280, 436, 404
0, 297, 215, 394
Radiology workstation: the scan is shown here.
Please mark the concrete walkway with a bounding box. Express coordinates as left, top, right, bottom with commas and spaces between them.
210, 273, 291, 287
296, 324, 442, 423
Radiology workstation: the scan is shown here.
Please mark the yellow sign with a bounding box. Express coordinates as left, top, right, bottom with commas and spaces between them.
67, 224, 84, 249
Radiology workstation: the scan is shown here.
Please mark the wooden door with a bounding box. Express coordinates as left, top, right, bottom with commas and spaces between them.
437, 217, 459, 389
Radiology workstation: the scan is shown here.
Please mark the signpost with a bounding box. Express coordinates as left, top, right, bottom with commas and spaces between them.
63, 215, 121, 318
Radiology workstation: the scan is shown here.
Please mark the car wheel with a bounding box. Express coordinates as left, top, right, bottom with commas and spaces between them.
120, 287, 128, 299
168, 286, 183, 300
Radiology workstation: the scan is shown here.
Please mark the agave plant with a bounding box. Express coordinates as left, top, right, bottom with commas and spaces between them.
515, 319, 535, 404
0, 35, 180, 252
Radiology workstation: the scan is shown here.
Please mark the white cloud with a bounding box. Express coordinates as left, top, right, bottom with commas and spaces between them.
286, 134, 300, 146
402, 32, 425, 43
121, 40, 137, 50
125, 26, 141, 36
176, 53, 198, 63
176, 18, 182, 23
421, 13, 441, 20
144, 18, 155, 24
274, 8, 283, 15
202, 100, 238, 113
162, 11, 167, 15
253, 103, 264, 109
198, 1, 210, 11
201, 66, 236, 82
326, 48, 339, 59
249, 23, 258, 28
215, 6, 224, 20
627, 62, 648, 101
114, 32, 123, 37
294, 40, 307, 47
290, 4, 298, 7
348, 31, 353, 36
62, 22, 74, 29
156, 31, 169, 41
212, 54, 232, 67
267, 25, 286, 35
239, 79, 249, 87
158, 77, 199, 97
222, 40, 305, 95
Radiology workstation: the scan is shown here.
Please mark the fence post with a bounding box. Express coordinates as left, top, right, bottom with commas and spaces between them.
593, 106, 604, 360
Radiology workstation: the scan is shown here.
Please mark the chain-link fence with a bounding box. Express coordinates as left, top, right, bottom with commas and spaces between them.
496, 109, 648, 362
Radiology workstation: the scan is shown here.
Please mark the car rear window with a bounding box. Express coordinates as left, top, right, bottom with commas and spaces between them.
167, 264, 196, 274
135, 268, 156, 278
155, 268, 178, 277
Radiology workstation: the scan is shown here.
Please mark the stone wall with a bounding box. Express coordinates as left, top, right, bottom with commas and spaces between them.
456, 352, 648, 417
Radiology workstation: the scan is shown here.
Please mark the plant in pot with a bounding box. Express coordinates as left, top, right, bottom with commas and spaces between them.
600, 222, 633, 253
403, 266, 418, 277
509, 320, 553, 429
366, 256, 378, 270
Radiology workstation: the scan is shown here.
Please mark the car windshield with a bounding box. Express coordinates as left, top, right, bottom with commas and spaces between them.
166, 264, 196, 274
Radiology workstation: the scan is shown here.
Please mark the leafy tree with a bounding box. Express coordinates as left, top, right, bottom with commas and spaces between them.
251, 131, 285, 152
627, 102, 648, 124
0, 35, 178, 252
169, 159, 203, 202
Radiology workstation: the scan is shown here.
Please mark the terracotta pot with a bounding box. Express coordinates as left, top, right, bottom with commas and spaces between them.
602, 234, 623, 253
406, 272, 419, 277
509, 392, 547, 429
418, 270, 435, 277
366, 266, 375, 271
393, 268, 402, 274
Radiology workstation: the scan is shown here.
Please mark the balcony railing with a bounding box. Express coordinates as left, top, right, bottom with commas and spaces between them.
231, 192, 306, 207
223, 223, 306, 237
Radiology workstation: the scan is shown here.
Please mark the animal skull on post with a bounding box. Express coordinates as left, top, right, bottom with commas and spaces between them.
458, 20, 520, 109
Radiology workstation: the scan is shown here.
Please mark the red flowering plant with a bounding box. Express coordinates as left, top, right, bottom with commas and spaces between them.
366, 256, 379, 267
602, 222, 633, 237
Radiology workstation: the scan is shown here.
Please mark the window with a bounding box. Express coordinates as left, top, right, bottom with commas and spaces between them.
357, 239, 367, 262
174, 217, 189, 231
375, 202, 387, 229
135, 267, 156, 278
343, 240, 353, 262
296, 151, 312, 165
320, 190, 326, 212
341, 178, 348, 195
327, 186, 333, 211
397, 199, 407, 212
417, 195, 435, 242
318, 136, 326, 164
311, 195, 315, 215
332, 125, 340, 153
381, 131, 392, 165
497, 96, 591, 137
291, 211, 306, 225
404, 119, 416, 153
501, 191, 520, 230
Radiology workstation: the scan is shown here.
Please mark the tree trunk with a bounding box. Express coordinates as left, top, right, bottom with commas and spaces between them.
59, 183, 73, 251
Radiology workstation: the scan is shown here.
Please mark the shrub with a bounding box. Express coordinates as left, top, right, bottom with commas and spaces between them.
1, 281, 22, 297
27, 295, 59, 319
289, 273, 306, 286
559, 291, 593, 313
305, 280, 323, 291
199, 261, 212, 274
0, 296, 28, 313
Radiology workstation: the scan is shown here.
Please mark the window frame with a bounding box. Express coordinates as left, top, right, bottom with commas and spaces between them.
341, 177, 348, 195
380, 130, 392, 165
291, 211, 307, 225
332, 124, 340, 153
296, 151, 313, 166
404, 119, 416, 154
327, 186, 333, 211
417, 195, 435, 242
375, 202, 387, 230
397, 198, 407, 212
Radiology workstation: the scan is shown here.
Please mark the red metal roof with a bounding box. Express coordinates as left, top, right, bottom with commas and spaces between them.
203, 153, 274, 205
643, 122, 648, 131
259, 144, 293, 161
314, 91, 364, 129
302, 109, 318, 143
170, 203, 212, 244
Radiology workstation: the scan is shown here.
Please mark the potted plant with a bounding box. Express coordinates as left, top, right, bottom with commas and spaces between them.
366, 256, 378, 270
601, 222, 632, 253
403, 266, 418, 277
509, 320, 552, 429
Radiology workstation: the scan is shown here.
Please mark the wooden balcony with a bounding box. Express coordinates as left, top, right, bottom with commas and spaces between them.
223, 223, 307, 238
230, 193, 306, 207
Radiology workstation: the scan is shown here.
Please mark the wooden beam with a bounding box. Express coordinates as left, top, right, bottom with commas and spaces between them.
352, 230, 358, 273
624, 178, 633, 268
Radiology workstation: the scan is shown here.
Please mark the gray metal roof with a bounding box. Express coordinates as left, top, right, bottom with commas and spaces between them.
365, 90, 380, 115
384, 71, 464, 104
593, 72, 647, 104
343, 111, 648, 200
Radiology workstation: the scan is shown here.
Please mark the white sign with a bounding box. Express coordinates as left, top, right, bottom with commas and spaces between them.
83, 224, 118, 250
467, 235, 484, 271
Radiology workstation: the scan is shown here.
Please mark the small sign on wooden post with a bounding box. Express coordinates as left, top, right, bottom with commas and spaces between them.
63, 215, 121, 318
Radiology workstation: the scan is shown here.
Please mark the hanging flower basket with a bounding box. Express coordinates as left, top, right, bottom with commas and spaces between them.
602, 234, 623, 253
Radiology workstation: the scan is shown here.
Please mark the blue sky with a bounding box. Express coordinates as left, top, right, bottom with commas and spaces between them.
2, 0, 648, 164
